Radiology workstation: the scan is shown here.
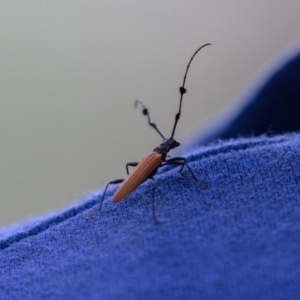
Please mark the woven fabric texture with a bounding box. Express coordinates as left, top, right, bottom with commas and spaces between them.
1, 49, 300, 300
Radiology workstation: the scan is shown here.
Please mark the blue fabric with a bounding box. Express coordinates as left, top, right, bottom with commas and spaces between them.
1, 50, 300, 299
199, 49, 300, 145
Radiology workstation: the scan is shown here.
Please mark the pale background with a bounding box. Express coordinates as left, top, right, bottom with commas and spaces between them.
1, 1, 300, 227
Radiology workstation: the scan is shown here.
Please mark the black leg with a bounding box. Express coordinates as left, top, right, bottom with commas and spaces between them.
88, 161, 138, 218
126, 162, 139, 175
86, 179, 124, 218
163, 157, 186, 164
162, 157, 210, 187
162, 158, 210, 210
163, 157, 195, 178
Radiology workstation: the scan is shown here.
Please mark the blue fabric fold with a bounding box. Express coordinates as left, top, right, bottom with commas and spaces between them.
1, 48, 300, 299
199, 49, 300, 145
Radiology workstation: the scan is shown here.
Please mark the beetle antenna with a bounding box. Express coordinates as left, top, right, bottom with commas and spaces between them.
135, 99, 165, 139
171, 43, 211, 138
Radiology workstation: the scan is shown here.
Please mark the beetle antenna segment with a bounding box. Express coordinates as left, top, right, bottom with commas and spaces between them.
135, 99, 165, 139
171, 43, 211, 138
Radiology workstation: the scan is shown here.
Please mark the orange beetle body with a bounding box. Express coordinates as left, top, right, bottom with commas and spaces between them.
113, 152, 163, 203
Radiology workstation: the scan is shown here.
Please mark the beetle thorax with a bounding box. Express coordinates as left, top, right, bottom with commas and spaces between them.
153, 137, 180, 157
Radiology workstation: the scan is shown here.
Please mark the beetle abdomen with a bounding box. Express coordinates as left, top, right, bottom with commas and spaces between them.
112, 152, 163, 203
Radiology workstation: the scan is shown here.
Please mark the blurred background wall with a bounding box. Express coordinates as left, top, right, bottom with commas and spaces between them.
1, 1, 300, 227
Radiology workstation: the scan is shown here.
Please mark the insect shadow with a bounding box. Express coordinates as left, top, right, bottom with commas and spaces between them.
87, 43, 211, 224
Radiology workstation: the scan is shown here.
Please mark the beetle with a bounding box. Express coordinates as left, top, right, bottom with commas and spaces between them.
88, 43, 211, 223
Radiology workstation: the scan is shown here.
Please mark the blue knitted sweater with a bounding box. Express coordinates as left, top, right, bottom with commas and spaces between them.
1, 49, 300, 300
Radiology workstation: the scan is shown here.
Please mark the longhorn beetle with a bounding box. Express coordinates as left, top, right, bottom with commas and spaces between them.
88, 43, 211, 223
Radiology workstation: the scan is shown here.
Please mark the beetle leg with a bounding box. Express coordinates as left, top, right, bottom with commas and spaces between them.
163, 157, 196, 179
163, 156, 186, 164
126, 162, 139, 175
162, 157, 210, 187
86, 179, 124, 218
